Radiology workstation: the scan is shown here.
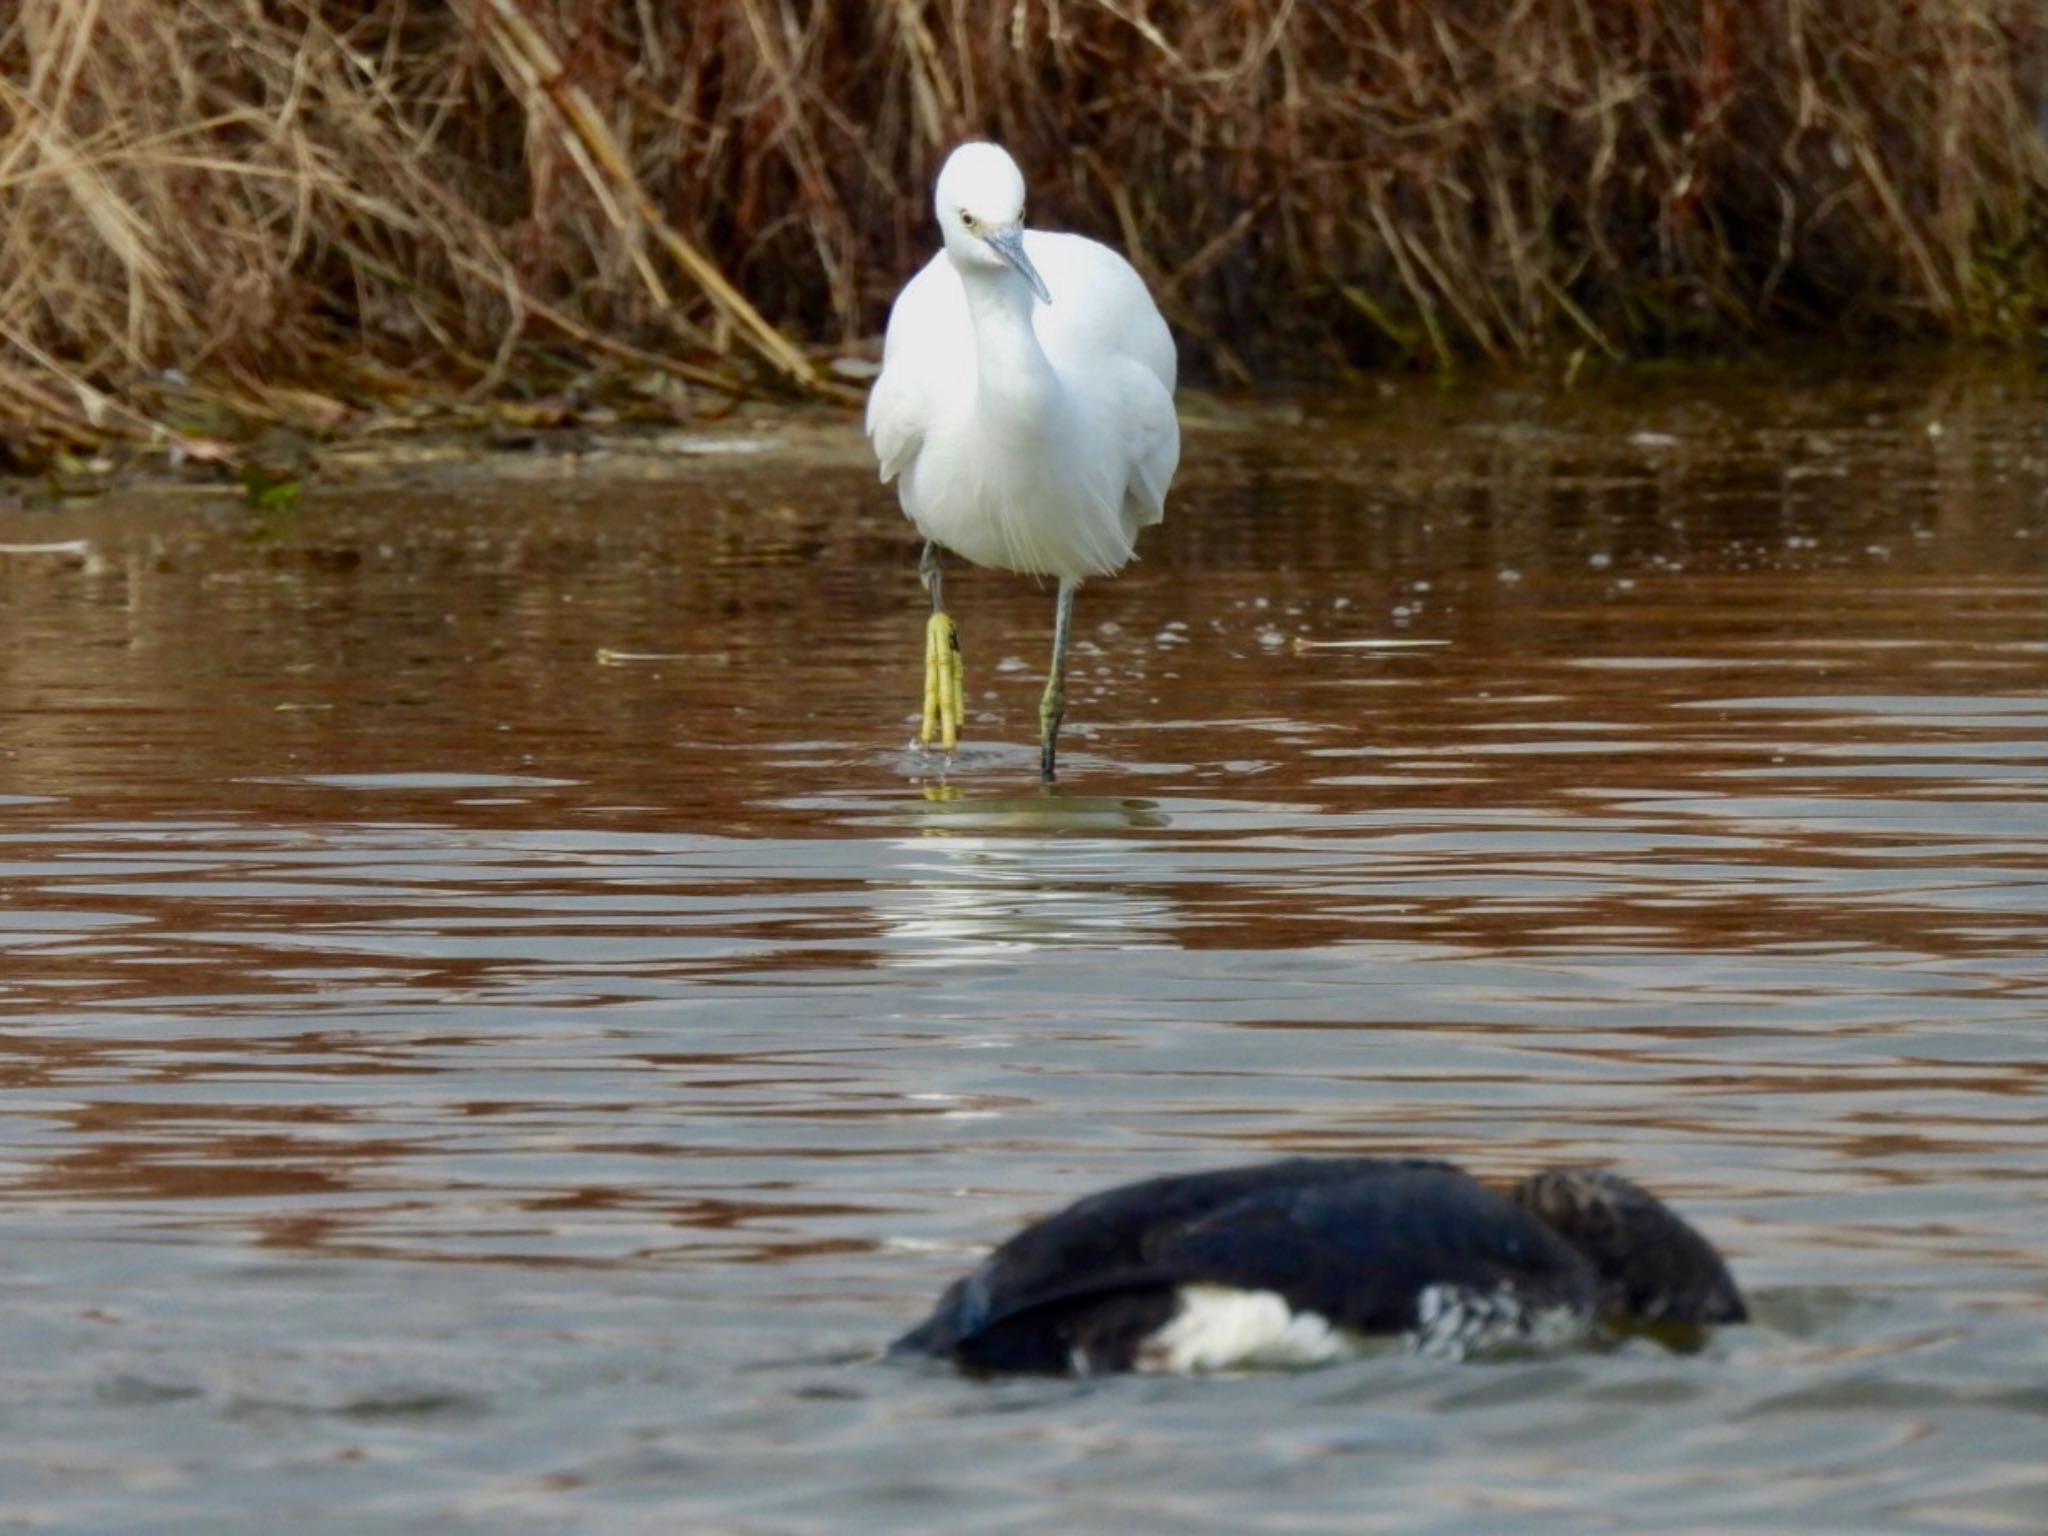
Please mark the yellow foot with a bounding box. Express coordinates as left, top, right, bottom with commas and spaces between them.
920, 609, 964, 752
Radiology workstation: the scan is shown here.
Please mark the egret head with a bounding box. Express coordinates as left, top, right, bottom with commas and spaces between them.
934, 142, 1051, 304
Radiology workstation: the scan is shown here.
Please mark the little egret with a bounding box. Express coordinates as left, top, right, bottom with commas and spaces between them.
866, 142, 1179, 780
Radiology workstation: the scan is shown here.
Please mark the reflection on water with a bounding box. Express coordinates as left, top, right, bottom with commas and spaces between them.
0, 357, 2044, 1531
855, 789, 1178, 963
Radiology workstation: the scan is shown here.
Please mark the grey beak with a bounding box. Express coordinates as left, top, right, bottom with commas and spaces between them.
985, 224, 1051, 304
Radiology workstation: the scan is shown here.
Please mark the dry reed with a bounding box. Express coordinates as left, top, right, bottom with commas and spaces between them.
1, 1, 2044, 465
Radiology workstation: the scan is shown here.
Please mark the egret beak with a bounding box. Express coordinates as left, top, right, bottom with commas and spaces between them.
985, 224, 1051, 304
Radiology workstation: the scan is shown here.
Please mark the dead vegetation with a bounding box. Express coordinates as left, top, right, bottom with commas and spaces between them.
1, 0, 2044, 466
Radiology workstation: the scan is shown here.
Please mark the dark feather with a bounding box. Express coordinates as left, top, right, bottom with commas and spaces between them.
1152, 1165, 1597, 1333
895, 1159, 1452, 1371
895, 1156, 1745, 1375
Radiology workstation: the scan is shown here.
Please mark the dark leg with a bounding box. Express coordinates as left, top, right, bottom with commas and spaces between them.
1038, 579, 1077, 781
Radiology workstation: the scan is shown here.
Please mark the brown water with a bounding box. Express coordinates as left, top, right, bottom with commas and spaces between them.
1, 357, 2044, 1533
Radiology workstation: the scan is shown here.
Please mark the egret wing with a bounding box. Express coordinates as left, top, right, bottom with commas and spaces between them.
1112, 360, 1179, 535
865, 253, 968, 483
1022, 231, 1178, 539
1024, 231, 1175, 395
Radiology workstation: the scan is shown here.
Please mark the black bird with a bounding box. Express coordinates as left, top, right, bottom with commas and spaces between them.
894, 1158, 1746, 1376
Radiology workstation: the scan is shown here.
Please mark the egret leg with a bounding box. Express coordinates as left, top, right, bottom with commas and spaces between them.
919, 541, 963, 753
1038, 579, 1078, 781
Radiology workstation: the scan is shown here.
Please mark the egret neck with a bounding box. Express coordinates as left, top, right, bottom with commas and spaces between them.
955, 250, 1059, 433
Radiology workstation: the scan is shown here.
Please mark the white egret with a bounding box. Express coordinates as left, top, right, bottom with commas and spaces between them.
866, 142, 1179, 780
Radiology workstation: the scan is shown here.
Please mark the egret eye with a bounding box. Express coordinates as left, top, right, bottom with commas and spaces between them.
960, 210, 979, 233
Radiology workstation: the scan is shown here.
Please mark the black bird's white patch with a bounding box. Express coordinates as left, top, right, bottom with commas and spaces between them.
1135, 1285, 1355, 1374
1124, 1281, 1589, 1373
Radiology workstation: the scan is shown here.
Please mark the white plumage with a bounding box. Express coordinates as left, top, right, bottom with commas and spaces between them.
865, 142, 1180, 778
867, 240, 1177, 576
1136, 1285, 1354, 1375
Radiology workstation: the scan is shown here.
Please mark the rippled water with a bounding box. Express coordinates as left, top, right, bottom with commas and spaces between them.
2, 358, 2044, 1532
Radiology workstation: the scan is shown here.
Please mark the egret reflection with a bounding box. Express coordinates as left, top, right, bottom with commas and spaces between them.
869, 787, 1175, 964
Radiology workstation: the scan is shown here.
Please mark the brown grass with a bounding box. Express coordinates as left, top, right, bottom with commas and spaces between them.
2, 1, 2044, 464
